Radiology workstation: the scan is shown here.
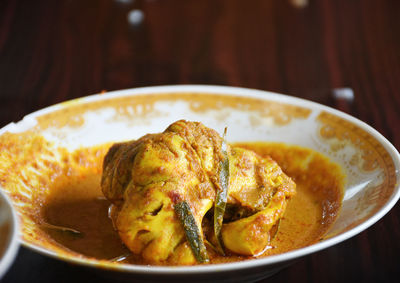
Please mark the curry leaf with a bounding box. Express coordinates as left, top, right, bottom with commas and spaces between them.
174, 201, 209, 263
214, 127, 229, 255
41, 222, 83, 237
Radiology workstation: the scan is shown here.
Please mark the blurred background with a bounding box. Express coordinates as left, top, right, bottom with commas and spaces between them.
1, 0, 400, 282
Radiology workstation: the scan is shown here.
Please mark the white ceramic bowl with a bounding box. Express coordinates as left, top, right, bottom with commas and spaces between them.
0, 85, 399, 282
0, 188, 19, 280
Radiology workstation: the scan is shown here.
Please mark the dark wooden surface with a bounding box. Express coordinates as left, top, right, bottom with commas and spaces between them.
1, 0, 400, 282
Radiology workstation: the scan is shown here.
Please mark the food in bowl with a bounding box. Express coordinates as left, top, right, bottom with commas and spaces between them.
101, 120, 296, 264
0, 118, 344, 266
1, 85, 399, 282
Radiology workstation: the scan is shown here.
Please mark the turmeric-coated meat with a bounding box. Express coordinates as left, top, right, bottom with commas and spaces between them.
101, 120, 295, 264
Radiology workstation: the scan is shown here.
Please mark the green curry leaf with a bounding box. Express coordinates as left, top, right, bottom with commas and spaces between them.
214, 127, 229, 255
174, 201, 209, 263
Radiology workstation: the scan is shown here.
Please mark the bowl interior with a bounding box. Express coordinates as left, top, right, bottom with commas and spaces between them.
0, 85, 399, 273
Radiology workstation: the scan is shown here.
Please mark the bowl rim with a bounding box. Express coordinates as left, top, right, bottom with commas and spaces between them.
2, 84, 400, 275
0, 189, 20, 279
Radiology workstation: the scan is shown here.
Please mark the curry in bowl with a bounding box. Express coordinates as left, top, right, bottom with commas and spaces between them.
0, 85, 398, 282
0, 119, 344, 266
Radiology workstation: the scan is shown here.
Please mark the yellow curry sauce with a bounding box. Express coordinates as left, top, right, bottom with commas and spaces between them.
40, 142, 344, 265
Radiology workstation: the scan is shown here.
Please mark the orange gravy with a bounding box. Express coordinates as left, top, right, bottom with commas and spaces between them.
40, 142, 344, 264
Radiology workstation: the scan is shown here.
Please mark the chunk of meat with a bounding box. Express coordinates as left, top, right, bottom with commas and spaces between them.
101, 120, 295, 264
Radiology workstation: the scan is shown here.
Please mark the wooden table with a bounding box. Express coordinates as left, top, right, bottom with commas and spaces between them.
1, 0, 399, 282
